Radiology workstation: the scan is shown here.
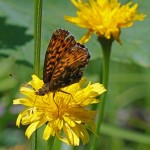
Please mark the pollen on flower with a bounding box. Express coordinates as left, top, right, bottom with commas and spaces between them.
64, 0, 146, 43
13, 74, 106, 146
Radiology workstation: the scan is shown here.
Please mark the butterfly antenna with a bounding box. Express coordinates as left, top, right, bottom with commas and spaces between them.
9, 73, 22, 83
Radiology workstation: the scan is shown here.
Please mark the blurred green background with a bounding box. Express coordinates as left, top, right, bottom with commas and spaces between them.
0, 0, 150, 149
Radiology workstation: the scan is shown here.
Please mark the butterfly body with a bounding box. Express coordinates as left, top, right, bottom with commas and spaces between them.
36, 29, 90, 96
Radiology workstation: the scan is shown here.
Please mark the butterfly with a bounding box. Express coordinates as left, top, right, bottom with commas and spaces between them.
35, 29, 90, 96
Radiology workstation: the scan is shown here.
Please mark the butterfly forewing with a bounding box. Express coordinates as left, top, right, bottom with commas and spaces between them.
43, 29, 76, 83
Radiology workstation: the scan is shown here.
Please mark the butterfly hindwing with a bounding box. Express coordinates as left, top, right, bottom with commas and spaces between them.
49, 43, 90, 90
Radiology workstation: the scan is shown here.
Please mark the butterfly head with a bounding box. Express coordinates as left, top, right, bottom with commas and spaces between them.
35, 84, 50, 96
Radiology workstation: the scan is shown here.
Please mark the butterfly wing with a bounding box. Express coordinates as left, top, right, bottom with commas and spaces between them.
49, 43, 90, 91
43, 29, 76, 83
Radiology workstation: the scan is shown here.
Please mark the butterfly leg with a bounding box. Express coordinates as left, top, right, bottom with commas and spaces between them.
58, 89, 78, 104
52, 92, 60, 116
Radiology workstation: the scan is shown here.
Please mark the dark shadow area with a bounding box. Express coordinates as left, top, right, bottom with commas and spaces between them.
15, 60, 33, 68
0, 53, 8, 58
0, 55, 33, 68
0, 17, 33, 49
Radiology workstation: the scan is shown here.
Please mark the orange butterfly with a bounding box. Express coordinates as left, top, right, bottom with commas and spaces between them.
36, 29, 90, 96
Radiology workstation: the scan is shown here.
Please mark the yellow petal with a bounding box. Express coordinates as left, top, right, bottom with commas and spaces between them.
16, 113, 22, 127
25, 121, 45, 138
78, 30, 93, 44
63, 123, 80, 146
77, 124, 89, 144
91, 83, 106, 95
63, 115, 76, 127
43, 123, 55, 140
13, 98, 33, 106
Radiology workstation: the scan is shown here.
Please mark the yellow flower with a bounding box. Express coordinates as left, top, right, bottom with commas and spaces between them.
65, 0, 146, 43
13, 75, 106, 146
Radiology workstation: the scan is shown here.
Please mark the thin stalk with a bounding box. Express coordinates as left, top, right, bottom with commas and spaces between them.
53, 137, 61, 150
91, 37, 113, 150
34, 0, 43, 75
32, 0, 43, 150
46, 137, 55, 150
97, 37, 113, 129
31, 133, 37, 150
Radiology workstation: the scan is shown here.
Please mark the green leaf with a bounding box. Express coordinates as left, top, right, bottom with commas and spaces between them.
101, 123, 150, 144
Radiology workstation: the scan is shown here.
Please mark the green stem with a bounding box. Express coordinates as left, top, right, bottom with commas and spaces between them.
53, 137, 61, 150
31, 132, 37, 150
32, 0, 43, 150
34, 0, 43, 75
91, 37, 113, 150
97, 37, 113, 129
46, 137, 55, 150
